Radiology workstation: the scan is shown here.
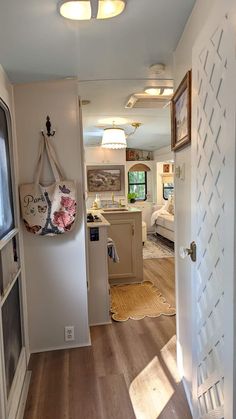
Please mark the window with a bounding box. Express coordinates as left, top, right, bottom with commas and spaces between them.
128, 171, 147, 201
163, 182, 174, 200
0, 101, 14, 239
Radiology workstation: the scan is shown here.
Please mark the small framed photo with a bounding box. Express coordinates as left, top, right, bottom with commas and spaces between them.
163, 164, 170, 173
171, 70, 191, 151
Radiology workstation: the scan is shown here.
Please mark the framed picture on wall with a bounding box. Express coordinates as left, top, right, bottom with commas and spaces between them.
87, 165, 125, 193
171, 70, 191, 151
163, 164, 170, 173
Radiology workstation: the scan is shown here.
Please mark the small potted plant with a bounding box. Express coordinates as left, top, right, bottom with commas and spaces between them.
127, 192, 137, 203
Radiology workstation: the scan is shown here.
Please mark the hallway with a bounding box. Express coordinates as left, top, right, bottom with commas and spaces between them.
24, 259, 192, 419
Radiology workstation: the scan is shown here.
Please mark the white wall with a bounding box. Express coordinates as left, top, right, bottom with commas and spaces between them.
153, 145, 173, 162
126, 160, 156, 203
154, 146, 174, 206
84, 146, 126, 208
84, 146, 157, 208
156, 162, 174, 206
173, 0, 214, 408
14, 79, 90, 352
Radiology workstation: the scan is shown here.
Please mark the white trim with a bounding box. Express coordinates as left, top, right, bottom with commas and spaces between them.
89, 321, 112, 327
0, 268, 21, 307
7, 349, 27, 419
15, 372, 31, 419
30, 339, 92, 354
0, 228, 19, 251
0, 80, 30, 419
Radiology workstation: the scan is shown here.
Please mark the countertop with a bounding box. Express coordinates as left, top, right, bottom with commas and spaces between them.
91, 206, 142, 214
87, 206, 142, 228
86, 212, 110, 228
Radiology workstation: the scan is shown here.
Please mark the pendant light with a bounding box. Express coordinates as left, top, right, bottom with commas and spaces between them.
59, 0, 126, 20
101, 127, 127, 149
101, 122, 141, 149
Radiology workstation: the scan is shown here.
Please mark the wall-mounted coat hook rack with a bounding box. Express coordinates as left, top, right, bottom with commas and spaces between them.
41, 116, 56, 138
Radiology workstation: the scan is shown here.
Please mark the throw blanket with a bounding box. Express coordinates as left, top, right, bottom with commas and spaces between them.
107, 238, 120, 263
151, 209, 171, 227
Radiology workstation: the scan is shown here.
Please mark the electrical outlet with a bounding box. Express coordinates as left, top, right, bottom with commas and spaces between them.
64, 326, 75, 342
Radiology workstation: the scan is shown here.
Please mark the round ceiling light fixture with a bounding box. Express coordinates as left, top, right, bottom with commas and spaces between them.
59, 0, 126, 20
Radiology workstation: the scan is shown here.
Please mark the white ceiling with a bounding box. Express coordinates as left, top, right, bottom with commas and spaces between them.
79, 79, 172, 150
0, 0, 196, 149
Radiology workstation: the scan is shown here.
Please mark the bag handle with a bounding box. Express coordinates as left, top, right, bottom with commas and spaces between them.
34, 137, 64, 184
45, 138, 64, 180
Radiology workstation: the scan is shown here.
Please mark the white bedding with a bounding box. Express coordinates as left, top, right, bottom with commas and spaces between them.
151, 203, 175, 242
151, 209, 171, 227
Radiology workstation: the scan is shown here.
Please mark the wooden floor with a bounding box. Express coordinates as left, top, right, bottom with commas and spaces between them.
24, 258, 192, 419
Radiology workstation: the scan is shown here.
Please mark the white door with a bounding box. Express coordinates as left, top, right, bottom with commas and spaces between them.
191, 2, 236, 418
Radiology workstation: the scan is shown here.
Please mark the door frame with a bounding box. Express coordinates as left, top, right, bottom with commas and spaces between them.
0, 83, 29, 418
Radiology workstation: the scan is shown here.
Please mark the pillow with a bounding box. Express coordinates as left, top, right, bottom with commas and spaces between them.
168, 203, 174, 215
163, 195, 174, 215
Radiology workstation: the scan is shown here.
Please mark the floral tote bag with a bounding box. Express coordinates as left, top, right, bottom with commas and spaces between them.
20, 137, 77, 236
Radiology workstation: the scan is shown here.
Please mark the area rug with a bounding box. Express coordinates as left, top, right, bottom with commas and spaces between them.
143, 234, 174, 259
110, 281, 176, 322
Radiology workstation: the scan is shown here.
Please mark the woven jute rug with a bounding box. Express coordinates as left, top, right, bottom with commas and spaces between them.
110, 281, 176, 322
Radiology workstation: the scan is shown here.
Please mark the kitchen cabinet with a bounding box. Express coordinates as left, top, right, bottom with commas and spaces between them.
103, 209, 143, 284
87, 219, 111, 326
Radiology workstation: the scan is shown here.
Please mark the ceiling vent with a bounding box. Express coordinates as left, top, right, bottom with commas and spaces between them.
125, 93, 171, 109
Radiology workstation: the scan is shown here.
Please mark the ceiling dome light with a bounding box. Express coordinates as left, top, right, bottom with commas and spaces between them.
97, 0, 125, 19
101, 127, 127, 149
59, 0, 125, 20
144, 87, 161, 96
144, 87, 174, 96
60, 1, 91, 20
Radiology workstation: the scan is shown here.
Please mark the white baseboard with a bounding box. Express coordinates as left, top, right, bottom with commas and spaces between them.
30, 339, 92, 354
89, 321, 112, 327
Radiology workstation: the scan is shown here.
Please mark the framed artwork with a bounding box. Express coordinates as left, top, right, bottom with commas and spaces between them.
171, 70, 191, 151
87, 165, 125, 193
163, 164, 170, 173
126, 148, 153, 161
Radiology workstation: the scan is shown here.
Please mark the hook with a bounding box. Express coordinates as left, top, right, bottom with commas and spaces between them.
41, 116, 56, 138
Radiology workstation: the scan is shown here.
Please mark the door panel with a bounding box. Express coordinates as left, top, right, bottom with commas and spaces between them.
192, 5, 236, 419
108, 219, 135, 279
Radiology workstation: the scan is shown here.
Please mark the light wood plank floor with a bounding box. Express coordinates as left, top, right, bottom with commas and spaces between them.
24, 258, 192, 419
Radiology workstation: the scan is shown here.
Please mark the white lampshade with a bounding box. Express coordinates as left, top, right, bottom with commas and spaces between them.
59, 0, 125, 20
101, 127, 127, 149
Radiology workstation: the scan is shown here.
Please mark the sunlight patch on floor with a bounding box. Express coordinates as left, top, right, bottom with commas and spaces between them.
160, 335, 181, 383
129, 356, 174, 419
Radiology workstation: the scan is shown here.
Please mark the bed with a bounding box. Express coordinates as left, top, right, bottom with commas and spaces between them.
151, 201, 175, 242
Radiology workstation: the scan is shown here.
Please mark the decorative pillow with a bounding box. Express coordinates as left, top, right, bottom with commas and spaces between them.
167, 195, 174, 215
168, 203, 174, 215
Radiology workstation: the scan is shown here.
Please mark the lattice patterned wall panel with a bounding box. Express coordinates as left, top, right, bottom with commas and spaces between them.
194, 19, 229, 419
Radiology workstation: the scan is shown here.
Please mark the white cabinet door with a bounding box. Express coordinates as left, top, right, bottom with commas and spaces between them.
108, 218, 135, 280
191, 3, 236, 418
